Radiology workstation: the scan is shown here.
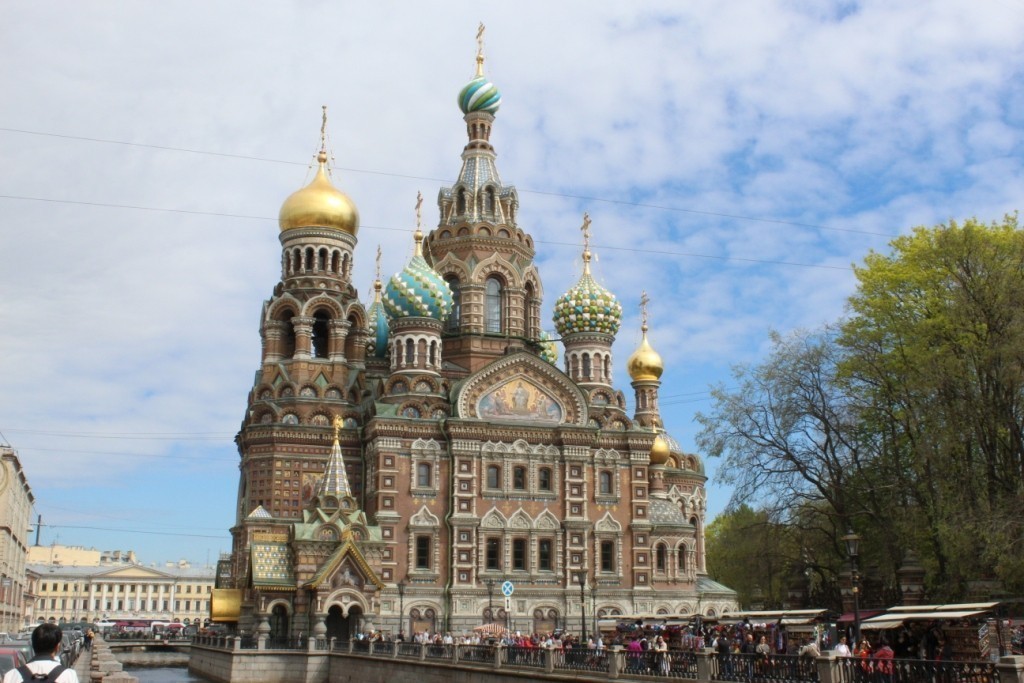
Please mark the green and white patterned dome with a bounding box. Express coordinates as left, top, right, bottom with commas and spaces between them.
384, 231, 453, 321
538, 331, 558, 365
553, 213, 622, 336
553, 272, 622, 336
459, 28, 502, 116
458, 75, 502, 115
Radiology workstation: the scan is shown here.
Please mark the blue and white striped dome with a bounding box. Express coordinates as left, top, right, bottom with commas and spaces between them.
367, 281, 390, 358
458, 75, 502, 115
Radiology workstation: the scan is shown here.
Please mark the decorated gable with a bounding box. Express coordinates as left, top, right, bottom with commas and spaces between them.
453, 352, 588, 426
304, 539, 385, 591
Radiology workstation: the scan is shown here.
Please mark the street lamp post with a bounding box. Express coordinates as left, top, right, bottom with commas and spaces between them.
590, 585, 598, 639
485, 578, 495, 624
397, 578, 407, 639
842, 530, 862, 647
575, 570, 588, 644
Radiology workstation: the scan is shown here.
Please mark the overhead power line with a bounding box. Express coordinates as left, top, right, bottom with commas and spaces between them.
0, 125, 896, 238
0, 194, 854, 272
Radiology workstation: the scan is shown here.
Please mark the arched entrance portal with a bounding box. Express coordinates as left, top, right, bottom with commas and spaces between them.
325, 604, 365, 641
270, 604, 289, 640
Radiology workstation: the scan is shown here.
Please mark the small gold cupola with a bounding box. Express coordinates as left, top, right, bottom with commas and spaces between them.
278, 106, 360, 235
649, 432, 671, 465
627, 291, 664, 381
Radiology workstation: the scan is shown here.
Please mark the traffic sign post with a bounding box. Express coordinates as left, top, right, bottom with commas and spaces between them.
501, 580, 514, 597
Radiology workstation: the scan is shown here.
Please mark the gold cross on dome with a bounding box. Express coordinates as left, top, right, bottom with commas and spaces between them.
375, 245, 382, 281
581, 212, 591, 251
320, 105, 328, 152
415, 191, 423, 229
475, 23, 486, 76
640, 291, 650, 331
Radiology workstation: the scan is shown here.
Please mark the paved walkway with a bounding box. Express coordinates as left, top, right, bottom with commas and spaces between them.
73, 647, 92, 681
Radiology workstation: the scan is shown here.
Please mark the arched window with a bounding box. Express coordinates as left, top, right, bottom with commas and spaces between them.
538, 468, 552, 492
524, 282, 537, 338
656, 544, 666, 571
446, 276, 461, 332
600, 540, 615, 572
405, 339, 414, 367
485, 277, 502, 333
311, 311, 330, 358
277, 310, 297, 359
512, 466, 526, 490
416, 463, 431, 488
678, 545, 687, 573
429, 340, 438, 367
486, 465, 501, 489
599, 471, 613, 495
582, 353, 592, 379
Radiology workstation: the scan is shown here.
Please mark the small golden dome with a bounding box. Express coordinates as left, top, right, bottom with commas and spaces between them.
279, 151, 359, 235
649, 433, 671, 465
627, 329, 664, 382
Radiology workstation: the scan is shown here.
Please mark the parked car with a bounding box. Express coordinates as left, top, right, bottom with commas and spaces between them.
0, 649, 28, 677
59, 634, 79, 667
3, 641, 32, 662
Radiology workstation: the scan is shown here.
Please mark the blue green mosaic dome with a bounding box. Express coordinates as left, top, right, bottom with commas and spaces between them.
538, 330, 558, 365
458, 76, 502, 115
367, 293, 390, 359
384, 253, 453, 321
552, 272, 622, 336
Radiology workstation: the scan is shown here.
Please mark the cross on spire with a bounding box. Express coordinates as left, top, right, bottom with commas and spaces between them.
581, 212, 592, 273
319, 105, 328, 152
475, 23, 486, 77
640, 291, 650, 332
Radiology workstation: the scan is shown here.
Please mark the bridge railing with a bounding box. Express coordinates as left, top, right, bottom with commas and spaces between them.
189, 638, 1023, 683
831, 656, 996, 683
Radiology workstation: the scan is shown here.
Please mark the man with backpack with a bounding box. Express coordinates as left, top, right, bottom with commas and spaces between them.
3, 624, 79, 683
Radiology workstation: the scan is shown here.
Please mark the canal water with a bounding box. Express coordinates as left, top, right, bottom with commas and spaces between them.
125, 667, 209, 683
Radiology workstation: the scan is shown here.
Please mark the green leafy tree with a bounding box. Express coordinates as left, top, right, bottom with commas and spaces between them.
699, 214, 1024, 600
840, 215, 1024, 596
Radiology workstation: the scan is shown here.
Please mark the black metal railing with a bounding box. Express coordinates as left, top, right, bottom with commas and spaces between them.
396, 641, 421, 658
459, 645, 493, 663
551, 647, 610, 673
833, 656, 996, 683
714, 653, 819, 682
351, 640, 370, 654
424, 644, 454, 661
501, 645, 545, 669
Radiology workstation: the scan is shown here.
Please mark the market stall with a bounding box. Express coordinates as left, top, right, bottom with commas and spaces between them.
860, 602, 1007, 661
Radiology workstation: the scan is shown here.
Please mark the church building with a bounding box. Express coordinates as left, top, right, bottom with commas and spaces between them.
222, 33, 736, 640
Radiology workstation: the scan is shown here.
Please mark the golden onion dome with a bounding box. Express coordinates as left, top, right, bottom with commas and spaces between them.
649, 433, 671, 465
627, 328, 664, 382
278, 151, 359, 235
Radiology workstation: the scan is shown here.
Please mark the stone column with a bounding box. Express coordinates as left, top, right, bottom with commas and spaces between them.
263, 321, 287, 362
695, 649, 716, 682
815, 652, 841, 683
292, 317, 314, 359
256, 615, 270, 650
329, 319, 351, 361
997, 656, 1024, 683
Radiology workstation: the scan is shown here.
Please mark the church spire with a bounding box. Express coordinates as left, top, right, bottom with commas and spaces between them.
316, 416, 352, 500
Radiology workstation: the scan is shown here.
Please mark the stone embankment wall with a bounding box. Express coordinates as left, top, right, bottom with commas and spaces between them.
85, 638, 139, 683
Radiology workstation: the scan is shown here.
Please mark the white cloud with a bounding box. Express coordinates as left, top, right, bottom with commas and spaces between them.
1, 0, 1022, 560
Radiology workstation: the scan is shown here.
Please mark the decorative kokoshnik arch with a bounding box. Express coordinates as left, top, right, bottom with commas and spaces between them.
452, 352, 588, 425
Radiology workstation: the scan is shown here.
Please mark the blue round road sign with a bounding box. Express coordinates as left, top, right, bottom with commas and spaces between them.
501, 580, 514, 597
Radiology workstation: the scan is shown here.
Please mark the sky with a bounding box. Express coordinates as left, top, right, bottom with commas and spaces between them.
1, 1, 1022, 567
